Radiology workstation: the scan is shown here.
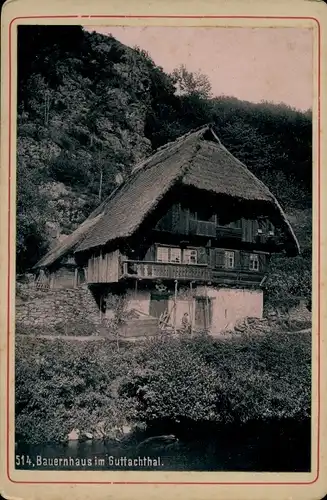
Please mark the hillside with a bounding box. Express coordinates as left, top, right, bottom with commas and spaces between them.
17, 25, 312, 309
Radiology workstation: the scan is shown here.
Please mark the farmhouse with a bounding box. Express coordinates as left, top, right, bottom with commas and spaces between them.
33, 125, 300, 336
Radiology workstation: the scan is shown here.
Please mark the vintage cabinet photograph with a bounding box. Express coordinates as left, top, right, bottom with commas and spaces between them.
1, 2, 326, 499
14, 23, 312, 471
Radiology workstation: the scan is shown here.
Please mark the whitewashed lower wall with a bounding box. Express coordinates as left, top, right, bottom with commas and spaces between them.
104, 286, 263, 334
195, 286, 263, 334
125, 289, 151, 316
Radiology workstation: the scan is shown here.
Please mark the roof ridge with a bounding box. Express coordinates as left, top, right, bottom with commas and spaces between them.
67, 125, 211, 225
131, 124, 210, 175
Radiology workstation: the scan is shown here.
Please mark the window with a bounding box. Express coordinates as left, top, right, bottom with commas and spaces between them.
183, 249, 198, 264
225, 251, 235, 269
249, 253, 259, 271
157, 246, 169, 262
170, 248, 182, 263
156, 246, 181, 263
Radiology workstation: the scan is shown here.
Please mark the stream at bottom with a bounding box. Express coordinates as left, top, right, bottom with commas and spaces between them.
15, 419, 311, 473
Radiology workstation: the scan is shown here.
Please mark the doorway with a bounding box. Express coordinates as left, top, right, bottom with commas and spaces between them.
149, 292, 169, 318
194, 297, 212, 330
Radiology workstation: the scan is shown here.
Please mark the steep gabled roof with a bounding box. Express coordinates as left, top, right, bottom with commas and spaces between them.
34, 125, 300, 269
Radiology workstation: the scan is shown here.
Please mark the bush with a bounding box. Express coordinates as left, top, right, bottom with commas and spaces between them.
15, 331, 311, 444
185, 331, 311, 422
15, 337, 137, 443
121, 332, 311, 426
120, 337, 220, 423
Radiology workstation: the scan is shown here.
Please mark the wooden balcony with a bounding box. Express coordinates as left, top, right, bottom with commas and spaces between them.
189, 220, 243, 240
85, 251, 265, 287
189, 219, 216, 237
216, 226, 243, 239
122, 260, 212, 281
212, 269, 265, 286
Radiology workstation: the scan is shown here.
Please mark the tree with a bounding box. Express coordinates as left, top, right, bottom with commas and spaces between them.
171, 64, 212, 99
16, 160, 50, 273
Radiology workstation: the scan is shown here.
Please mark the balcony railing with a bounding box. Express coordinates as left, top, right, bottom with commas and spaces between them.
216, 226, 243, 239
189, 219, 243, 239
189, 219, 216, 237
122, 260, 212, 281
212, 269, 265, 286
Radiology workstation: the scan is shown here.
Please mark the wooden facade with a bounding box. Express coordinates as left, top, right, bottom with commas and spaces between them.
154, 203, 275, 245
86, 249, 121, 284
83, 246, 267, 286
82, 202, 273, 287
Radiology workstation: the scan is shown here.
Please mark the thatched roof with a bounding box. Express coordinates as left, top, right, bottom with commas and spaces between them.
34, 125, 300, 269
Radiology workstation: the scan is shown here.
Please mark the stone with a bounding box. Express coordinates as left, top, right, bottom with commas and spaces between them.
82, 431, 93, 440
122, 425, 132, 435
67, 429, 80, 441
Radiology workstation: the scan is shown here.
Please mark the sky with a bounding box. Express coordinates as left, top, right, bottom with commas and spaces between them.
86, 26, 313, 111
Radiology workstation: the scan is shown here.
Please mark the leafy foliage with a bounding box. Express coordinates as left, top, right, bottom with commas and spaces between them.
122, 333, 311, 426
15, 337, 138, 443
16, 332, 311, 444
263, 208, 312, 311
171, 64, 212, 98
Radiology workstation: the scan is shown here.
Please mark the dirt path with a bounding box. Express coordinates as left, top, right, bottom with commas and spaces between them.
16, 334, 107, 341
16, 328, 311, 342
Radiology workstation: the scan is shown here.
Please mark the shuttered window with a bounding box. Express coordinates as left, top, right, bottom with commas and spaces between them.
183, 249, 197, 264
215, 249, 225, 268
170, 248, 182, 263
225, 251, 235, 269
156, 246, 182, 263
156, 246, 169, 262
249, 253, 259, 271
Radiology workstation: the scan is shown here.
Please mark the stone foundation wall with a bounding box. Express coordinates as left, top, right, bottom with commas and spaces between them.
16, 282, 101, 334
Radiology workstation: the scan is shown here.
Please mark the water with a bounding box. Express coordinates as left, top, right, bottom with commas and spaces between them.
15, 419, 311, 472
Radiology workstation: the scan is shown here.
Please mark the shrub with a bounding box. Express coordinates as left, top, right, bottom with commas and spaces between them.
15, 331, 311, 444
120, 332, 311, 426
120, 337, 221, 423
15, 337, 137, 443
185, 331, 311, 422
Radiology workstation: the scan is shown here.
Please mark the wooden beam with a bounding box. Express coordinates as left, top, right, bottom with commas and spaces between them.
190, 281, 194, 337
174, 279, 178, 333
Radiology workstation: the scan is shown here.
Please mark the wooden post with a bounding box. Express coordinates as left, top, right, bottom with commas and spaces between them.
49, 273, 54, 290
190, 281, 193, 337
99, 249, 102, 282
99, 294, 103, 324
174, 280, 178, 334
134, 279, 138, 299
74, 268, 78, 289
205, 284, 209, 331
